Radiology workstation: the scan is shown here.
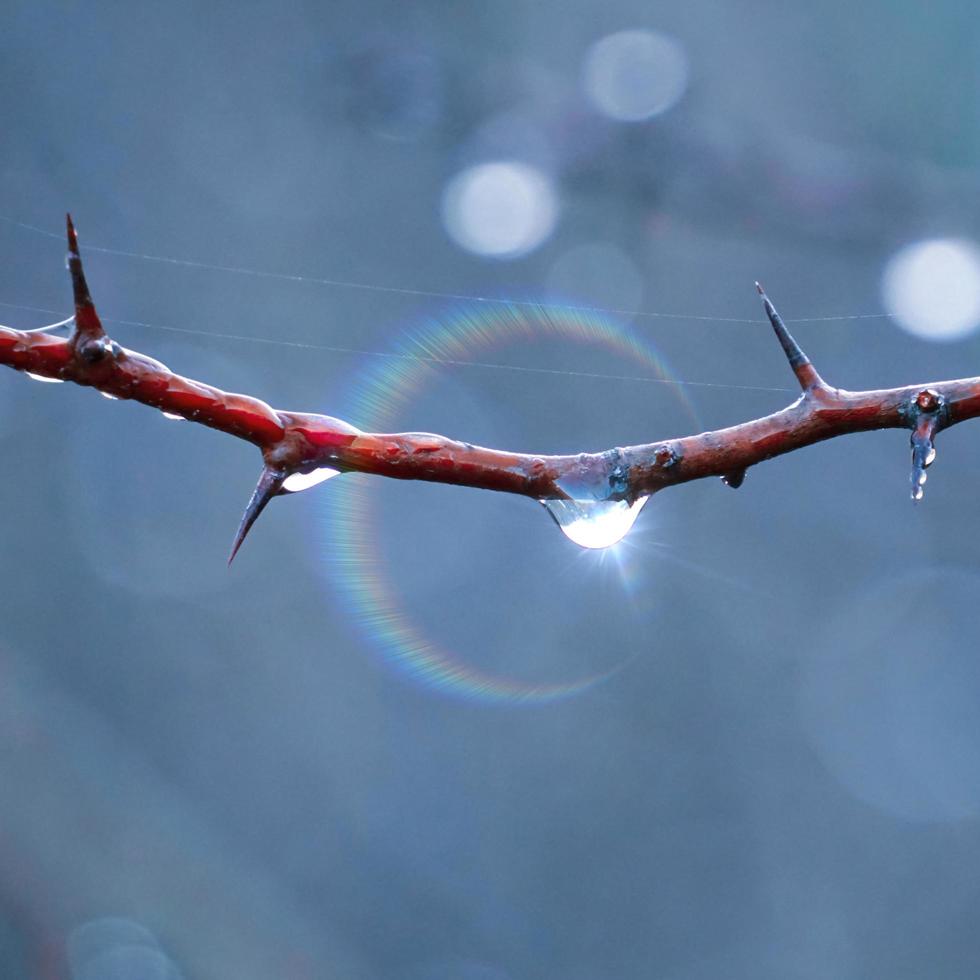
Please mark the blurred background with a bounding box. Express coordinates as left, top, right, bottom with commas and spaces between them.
2, 1, 980, 977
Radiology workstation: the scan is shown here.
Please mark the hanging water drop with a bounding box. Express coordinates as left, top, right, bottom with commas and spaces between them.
540, 496, 648, 549
26, 372, 63, 383
909, 415, 939, 502
281, 467, 341, 493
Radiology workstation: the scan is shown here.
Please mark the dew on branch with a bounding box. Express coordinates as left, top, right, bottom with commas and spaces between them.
909, 389, 942, 503
281, 468, 341, 493
910, 426, 938, 502
540, 496, 648, 549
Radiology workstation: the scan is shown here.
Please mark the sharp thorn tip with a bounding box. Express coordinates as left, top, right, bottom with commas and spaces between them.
66, 213, 78, 252
227, 466, 284, 567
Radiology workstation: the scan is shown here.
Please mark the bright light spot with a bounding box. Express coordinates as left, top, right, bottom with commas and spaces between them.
541, 496, 648, 549
162, 412, 184, 421
441, 161, 558, 259
282, 467, 341, 492
26, 372, 63, 383
582, 30, 689, 122
100, 391, 119, 400
882, 238, 980, 341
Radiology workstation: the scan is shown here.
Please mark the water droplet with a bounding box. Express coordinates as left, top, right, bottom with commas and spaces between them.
540, 496, 648, 549
910, 420, 938, 502
161, 412, 184, 421
282, 467, 341, 493
25, 372, 63, 383
100, 391, 119, 400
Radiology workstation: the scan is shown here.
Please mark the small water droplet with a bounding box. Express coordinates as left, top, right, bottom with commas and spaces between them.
162, 412, 184, 421
282, 467, 341, 493
26, 372, 63, 383
909, 421, 938, 502
540, 496, 648, 549
100, 391, 119, 400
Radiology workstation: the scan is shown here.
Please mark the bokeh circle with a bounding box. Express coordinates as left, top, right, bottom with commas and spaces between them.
881, 238, 980, 342
582, 30, 689, 122
799, 566, 980, 822
441, 161, 559, 259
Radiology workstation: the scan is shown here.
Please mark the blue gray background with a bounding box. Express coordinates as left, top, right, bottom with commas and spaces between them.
3, 2, 980, 977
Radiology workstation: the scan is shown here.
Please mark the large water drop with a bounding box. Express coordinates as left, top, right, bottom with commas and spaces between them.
540, 496, 648, 549
282, 467, 341, 493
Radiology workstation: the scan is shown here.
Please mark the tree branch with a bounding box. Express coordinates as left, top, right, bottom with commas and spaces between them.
1, 216, 972, 559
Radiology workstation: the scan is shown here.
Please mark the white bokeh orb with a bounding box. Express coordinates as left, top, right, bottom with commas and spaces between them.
882, 238, 980, 341
582, 30, 689, 122
441, 161, 558, 259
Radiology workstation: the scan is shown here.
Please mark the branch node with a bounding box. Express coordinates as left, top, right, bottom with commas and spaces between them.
65, 214, 111, 363
755, 283, 825, 392
228, 466, 286, 565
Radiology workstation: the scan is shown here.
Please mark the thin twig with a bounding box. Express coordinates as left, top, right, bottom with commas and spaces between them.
0, 216, 965, 560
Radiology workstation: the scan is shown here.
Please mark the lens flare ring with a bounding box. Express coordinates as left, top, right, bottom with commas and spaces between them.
318, 301, 699, 705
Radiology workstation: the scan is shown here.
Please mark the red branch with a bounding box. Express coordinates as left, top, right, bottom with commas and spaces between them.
2, 217, 974, 560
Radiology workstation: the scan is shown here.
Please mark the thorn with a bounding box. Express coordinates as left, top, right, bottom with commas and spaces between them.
65, 213, 106, 351
228, 466, 285, 565
756, 284, 825, 391
66, 212, 79, 253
